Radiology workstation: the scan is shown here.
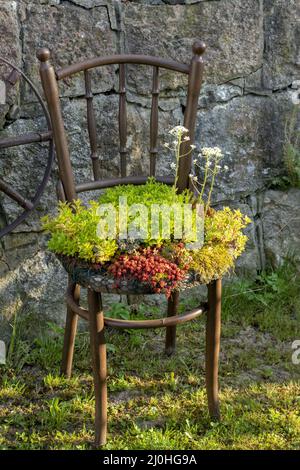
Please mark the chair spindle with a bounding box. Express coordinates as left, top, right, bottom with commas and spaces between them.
150, 66, 159, 177
119, 63, 127, 178
84, 70, 101, 180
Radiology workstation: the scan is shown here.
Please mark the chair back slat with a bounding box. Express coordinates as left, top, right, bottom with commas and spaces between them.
85, 70, 101, 180
37, 48, 76, 201
149, 66, 159, 177
119, 63, 127, 177
177, 41, 206, 192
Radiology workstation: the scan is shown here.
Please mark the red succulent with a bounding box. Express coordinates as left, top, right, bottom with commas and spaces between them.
108, 246, 187, 297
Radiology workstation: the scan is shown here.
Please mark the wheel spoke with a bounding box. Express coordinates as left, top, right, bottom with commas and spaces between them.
0, 131, 52, 150
5, 68, 21, 89
0, 178, 34, 210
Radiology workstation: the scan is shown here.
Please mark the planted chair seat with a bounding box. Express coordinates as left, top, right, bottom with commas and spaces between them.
58, 253, 210, 295
37, 42, 222, 447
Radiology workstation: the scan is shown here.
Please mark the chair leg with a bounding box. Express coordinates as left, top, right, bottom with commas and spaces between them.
206, 279, 222, 420
165, 291, 179, 356
88, 289, 107, 447
61, 282, 80, 378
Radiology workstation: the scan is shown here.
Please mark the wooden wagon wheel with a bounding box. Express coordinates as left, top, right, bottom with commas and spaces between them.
0, 56, 54, 238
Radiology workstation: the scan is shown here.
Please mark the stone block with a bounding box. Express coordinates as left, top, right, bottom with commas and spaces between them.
262, 188, 300, 267
123, 0, 264, 93
21, 2, 117, 100
196, 93, 294, 201
0, 1, 21, 127
263, 0, 300, 90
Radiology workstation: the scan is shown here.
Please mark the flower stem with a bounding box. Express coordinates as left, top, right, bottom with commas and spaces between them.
205, 161, 219, 214
199, 156, 209, 201
173, 132, 182, 198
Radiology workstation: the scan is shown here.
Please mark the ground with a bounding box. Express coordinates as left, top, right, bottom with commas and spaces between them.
0, 261, 300, 450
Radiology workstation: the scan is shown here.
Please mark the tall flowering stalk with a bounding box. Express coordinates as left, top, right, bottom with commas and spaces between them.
191, 147, 227, 214
164, 126, 196, 197
165, 127, 227, 214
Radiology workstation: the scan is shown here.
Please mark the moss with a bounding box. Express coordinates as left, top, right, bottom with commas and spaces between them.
189, 207, 250, 283
190, 244, 235, 284
42, 179, 198, 261
42, 199, 118, 264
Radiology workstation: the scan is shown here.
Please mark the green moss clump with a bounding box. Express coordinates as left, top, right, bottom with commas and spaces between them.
205, 207, 250, 254
42, 179, 198, 263
190, 244, 235, 284
98, 177, 196, 246
42, 199, 118, 264
190, 207, 251, 282
98, 177, 193, 207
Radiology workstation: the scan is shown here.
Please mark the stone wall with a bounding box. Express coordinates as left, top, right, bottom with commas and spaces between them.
0, 0, 299, 341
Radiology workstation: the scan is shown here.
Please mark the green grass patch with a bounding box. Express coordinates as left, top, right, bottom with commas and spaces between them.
0, 260, 299, 449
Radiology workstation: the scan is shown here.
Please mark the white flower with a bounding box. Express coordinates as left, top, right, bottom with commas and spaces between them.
183, 136, 190, 141
201, 146, 223, 160
224, 165, 229, 171
164, 143, 169, 148
189, 173, 194, 179
193, 176, 198, 182
206, 161, 212, 167
216, 164, 221, 170
170, 162, 176, 170
169, 126, 189, 137
193, 159, 198, 164
190, 144, 196, 149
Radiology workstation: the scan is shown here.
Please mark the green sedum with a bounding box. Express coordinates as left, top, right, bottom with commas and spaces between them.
189, 207, 251, 283
97, 178, 197, 246
42, 199, 118, 264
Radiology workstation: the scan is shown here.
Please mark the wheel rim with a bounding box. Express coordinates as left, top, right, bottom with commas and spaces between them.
0, 56, 54, 238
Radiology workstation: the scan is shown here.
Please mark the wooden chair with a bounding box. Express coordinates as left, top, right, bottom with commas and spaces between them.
37, 41, 222, 447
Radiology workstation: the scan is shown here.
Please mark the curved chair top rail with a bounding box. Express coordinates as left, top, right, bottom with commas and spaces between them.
56, 54, 190, 81
75, 175, 174, 194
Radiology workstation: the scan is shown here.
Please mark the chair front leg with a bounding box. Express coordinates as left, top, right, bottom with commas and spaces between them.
88, 289, 107, 447
61, 281, 80, 378
206, 279, 222, 420
165, 291, 179, 356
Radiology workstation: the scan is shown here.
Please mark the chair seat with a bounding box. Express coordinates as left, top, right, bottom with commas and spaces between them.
57, 254, 206, 295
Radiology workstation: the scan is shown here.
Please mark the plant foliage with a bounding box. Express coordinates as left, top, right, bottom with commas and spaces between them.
42, 179, 250, 295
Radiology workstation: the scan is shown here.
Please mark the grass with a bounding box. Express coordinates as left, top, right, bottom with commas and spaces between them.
0, 260, 300, 450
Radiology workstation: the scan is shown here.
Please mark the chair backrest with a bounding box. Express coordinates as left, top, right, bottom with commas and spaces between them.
37, 41, 206, 202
